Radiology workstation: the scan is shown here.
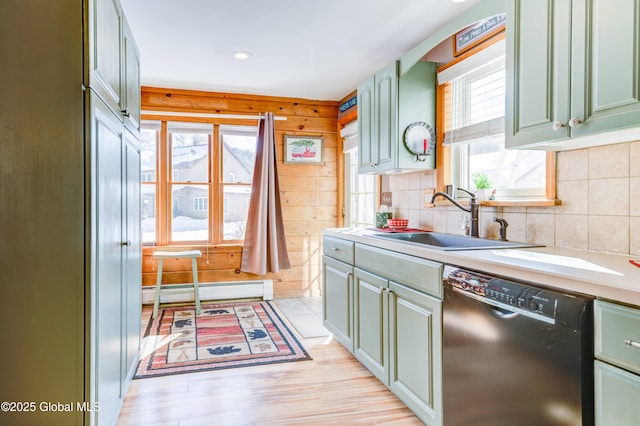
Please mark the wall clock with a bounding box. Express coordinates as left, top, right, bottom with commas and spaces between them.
403, 122, 435, 161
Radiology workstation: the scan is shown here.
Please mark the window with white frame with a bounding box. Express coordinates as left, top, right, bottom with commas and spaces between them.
440, 39, 547, 199
193, 197, 208, 211
342, 121, 377, 227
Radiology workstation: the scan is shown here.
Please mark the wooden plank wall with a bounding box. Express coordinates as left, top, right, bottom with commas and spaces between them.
141, 87, 339, 298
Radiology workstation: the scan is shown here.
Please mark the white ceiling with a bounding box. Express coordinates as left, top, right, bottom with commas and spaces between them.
120, 0, 481, 101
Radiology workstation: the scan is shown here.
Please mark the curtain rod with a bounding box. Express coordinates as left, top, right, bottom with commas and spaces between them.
142, 110, 288, 120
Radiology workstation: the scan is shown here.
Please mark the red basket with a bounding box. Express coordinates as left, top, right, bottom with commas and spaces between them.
387, 218, 409, 230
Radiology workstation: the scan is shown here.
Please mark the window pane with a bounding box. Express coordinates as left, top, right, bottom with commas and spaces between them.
223, 184, 250, 240
170, 122, 211, 183
171, 184, 208, 241
222, 132, 256, 184
142, 184, 156, 243
468, 138, 546, 194
141, 121, 158, 182
221, 127, 256, 241
346, 148, 376, 228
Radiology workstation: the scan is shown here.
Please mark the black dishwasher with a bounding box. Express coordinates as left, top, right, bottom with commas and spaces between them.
443, 266, 594, 426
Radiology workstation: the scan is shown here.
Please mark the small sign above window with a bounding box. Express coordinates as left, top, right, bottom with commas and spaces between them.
454, 14, 506, 57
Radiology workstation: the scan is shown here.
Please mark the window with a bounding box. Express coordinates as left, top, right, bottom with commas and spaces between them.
169, 122, 211, 242
140, 120, 257, 245
193, 197, 208, 211
440, 38, 547, 199
221, 126, 256, 241
140, 121, 159, 243
341, 122, 377, 228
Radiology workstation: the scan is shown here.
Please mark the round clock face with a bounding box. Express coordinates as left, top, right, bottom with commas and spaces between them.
403, 122, 435, 155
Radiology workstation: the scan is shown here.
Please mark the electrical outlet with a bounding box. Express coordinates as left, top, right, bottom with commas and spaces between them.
424, 188, 435, 208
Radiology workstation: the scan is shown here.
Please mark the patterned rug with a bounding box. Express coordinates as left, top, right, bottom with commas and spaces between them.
134, 300, 311, 379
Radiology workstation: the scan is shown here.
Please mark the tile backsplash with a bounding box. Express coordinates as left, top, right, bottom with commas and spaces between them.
385, 141, 640, 256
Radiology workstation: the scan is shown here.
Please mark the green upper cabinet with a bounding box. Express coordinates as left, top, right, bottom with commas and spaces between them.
89, 0, 141, 135
357, 60, 437, 174
506, 0, 640, 150
358, 62, 397, 173
357, 74, 376, 169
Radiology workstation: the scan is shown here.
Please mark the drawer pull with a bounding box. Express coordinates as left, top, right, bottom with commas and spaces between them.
624, 339, 640, 349
331, 247, 340, 251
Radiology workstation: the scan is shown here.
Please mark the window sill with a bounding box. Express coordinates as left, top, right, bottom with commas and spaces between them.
481, 199, 561, 207
142, 244, 243, 254
431, 199, 561, 208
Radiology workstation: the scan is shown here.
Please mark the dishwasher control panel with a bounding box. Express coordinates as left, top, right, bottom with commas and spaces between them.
444, 266, 558, 323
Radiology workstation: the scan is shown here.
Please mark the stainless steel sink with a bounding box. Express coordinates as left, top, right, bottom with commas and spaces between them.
371, 231, 543, 251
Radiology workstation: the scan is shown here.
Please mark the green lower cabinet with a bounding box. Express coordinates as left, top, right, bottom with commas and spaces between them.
322, 256, 354, 351
354, 268, 388, 383
354, 267, 443, 425
389, 281, 442, 426
595, 360, 640, 425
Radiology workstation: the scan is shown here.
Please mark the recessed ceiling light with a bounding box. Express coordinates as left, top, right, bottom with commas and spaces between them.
451, 0, 467, 2
233, 51, 253, 60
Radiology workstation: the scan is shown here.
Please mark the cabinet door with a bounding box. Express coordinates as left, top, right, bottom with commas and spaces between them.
123, 131, 141, 381
354, 268, 388, 384
506, 0, 572, 148
122, 17, 141, 134
92, 93, 124, 426
389, 282, 443, 426
357, 75, 376, 171
570, 0, 640, 138
373, 61, 398, 172
595, 360, 640, 426
89, 0, 124, 115
322, 256, 353, 351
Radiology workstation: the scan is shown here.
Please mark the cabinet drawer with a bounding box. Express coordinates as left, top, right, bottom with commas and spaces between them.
595, 360, 640, 425
323, 236, 354, 265
595, 300, 640, 375
355, 244, 442, 298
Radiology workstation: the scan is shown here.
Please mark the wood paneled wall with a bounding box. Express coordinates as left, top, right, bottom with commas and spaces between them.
141, 87, 339, 298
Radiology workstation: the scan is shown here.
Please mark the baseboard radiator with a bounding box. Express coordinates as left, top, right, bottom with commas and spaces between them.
141, 280, 274, 306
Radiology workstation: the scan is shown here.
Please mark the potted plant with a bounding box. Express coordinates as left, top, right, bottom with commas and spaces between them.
472, 173, 492, 200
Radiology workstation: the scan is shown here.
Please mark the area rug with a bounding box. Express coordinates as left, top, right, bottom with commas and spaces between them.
134, 300, 311, 379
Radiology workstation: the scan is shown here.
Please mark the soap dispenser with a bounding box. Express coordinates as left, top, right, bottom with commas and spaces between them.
461, 216, 470, 236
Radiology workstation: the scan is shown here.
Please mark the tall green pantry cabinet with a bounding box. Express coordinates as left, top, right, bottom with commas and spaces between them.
0, 0, 142, 425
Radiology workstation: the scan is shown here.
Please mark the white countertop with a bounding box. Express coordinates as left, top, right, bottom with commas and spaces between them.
324, 227, 640, 306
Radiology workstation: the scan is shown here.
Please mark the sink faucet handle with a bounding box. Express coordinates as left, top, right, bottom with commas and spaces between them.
493, 217, 509, 241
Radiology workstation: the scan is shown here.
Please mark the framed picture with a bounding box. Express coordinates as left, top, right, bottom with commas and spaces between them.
284, 135, 323, 164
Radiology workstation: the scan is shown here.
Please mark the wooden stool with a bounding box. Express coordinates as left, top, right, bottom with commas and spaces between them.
152, 250, 202, 319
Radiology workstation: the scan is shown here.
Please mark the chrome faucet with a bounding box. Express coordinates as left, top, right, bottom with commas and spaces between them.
431, 188, 480, 237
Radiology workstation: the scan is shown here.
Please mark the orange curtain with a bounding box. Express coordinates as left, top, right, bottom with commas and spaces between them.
240, 112, 290, 275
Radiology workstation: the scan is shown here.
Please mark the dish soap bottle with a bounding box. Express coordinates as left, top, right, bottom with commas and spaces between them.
461, 216, 470, 236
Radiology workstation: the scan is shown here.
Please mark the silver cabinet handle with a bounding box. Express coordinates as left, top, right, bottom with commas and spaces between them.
552, 121, 565, 131
625, 339, 640, 349
568, 117, 581, 128
331, 247, 340, 251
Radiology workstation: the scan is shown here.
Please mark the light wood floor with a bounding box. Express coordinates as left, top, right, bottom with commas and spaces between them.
117, 306, 422, 425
